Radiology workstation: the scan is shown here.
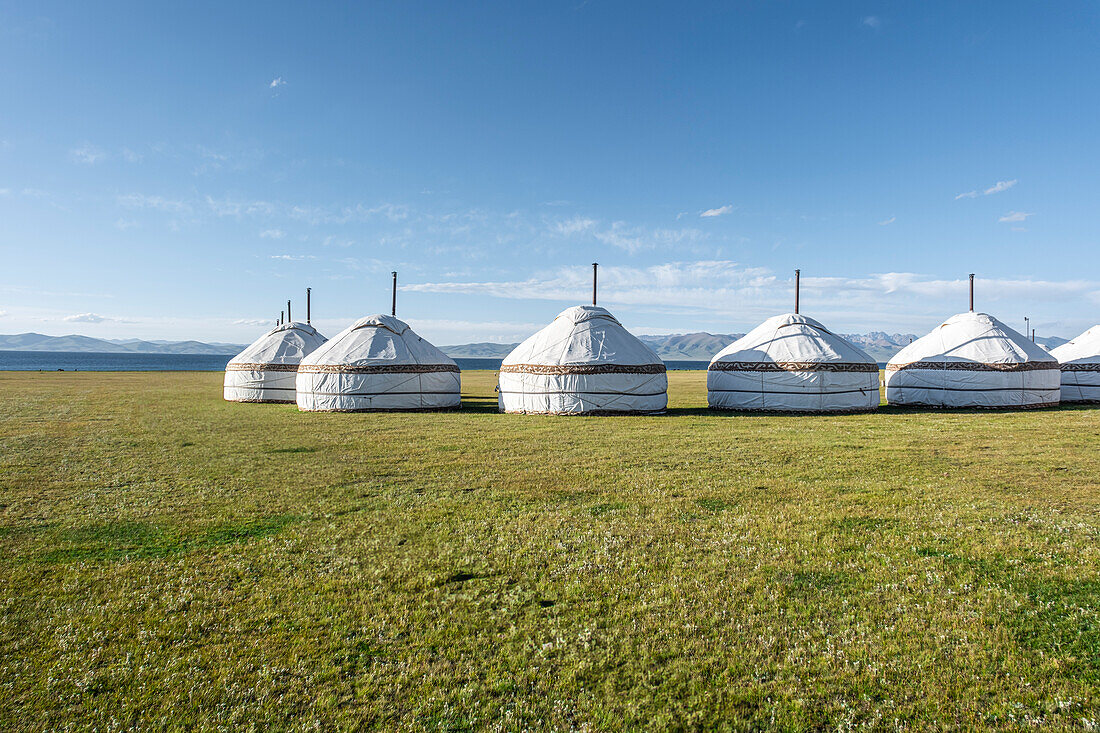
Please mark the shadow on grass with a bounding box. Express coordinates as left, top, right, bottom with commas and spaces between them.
37, 514, 299, 564
460, 395, 501, 414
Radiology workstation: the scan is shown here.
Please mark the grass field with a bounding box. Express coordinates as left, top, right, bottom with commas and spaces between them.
2, 370, 1099, 730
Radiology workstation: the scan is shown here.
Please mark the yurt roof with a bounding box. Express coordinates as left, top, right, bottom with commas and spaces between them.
888, 311, 1056, 367
502, 305, 662, 367
1050, 325, 1100, 364
301, 314, 455, 368
228, 321, 326, 366
710, 313, 876, 366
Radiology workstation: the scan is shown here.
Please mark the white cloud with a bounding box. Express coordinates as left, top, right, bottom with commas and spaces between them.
0, 188, 9, 196
121, 148, 143, 163
862, 16, 881, 28
955, 190, 979, 200
270, 254, 315, 261
270, 77, 286, 89
984, 179, 1017, 195
999, 211, 1033, 223
114, 218, 139, 230
233, 318, 272, 327
64, 313, 112, 323
0, 310, 7, 318
700, 205, 733, 218
878, 216, 896, 226
70, 144, 107, 165
259, 229, 286, 239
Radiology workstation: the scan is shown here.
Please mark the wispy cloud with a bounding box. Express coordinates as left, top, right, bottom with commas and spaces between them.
998, 211, 1033, 223
550, 216, 596, 236
114, 218, 139, 230
270, 254, 315, 261
862, 16, 881, 29
117, 193, 191, 214
985, 179, 1017, 195
234, 318, 273, 327
269, 77, 286, 89
259, 229, 286, 239
403, 264, 1099, 330
957, 179, 1017, 199
593, 222, 706, 254
700, 205, 733, 218
70, 144, 107, 165
878, 216, 896, 226
121, 148, 143, 163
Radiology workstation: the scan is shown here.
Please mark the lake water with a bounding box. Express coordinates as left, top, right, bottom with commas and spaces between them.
0, 351, 715, 372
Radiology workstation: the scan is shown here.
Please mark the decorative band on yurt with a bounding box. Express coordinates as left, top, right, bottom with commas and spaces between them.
297, 364, 460, 374
1060, 363, 1100, 372
498, 363, 666, 375
708, 361, 878, 373
885, 361, 1060, 373
226, 363, 300, 372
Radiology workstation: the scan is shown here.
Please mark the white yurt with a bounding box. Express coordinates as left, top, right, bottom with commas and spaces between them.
296, 314, 460, 412
707, 313, 880, 412
885, 279, 1060, 409
1050, 325, 1100, 403
224, 317, 327, 403
498, 303, 667, 415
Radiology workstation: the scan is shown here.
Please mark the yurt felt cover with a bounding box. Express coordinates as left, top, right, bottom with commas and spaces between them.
498, 305, 667, 414
224, 322, 327, 403
295, 314, 460, 412
707, 313, 879, 412
885, 311, 1059, 408
1051, 325, 1100, 403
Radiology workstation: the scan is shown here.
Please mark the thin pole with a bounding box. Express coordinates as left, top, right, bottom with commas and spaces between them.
1024, 316, 1029, 338
287, 300, 291, 323
794, 269, 801, 314
391, 271, 397, 316
280, 310, 284, 325
968, 273, 975, 312
306, 288, 311, 324
592, 263, 598, 306
1032, 328, 1036, 342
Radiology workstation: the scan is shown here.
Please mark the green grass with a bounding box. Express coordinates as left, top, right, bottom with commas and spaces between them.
1, 369, 1099, 729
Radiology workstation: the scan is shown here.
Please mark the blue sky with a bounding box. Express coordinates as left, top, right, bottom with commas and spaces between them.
2, 1, 1099, 344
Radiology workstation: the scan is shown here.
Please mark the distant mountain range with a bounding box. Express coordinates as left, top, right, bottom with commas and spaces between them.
0, 333, 246, 355
0, 330, 1072, 362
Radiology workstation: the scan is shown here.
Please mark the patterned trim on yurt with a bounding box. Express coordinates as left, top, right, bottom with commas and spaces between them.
1060, 363, 1100, 372
498, 363, 666, 375
297, 364, 460, 375
885, 361, 1059, 373
226, 363, 301, 372
708, 361, 878, 373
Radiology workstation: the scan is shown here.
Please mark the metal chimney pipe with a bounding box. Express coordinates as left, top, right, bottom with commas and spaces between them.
287, 300, 291, 323
794, 269, 801, 314
280, 310, 284, 325
968, 273, 975, 312
306, 288, 311, 324
592, 263, 598, 306
391, 271, 397, 316
1032, 328, 1036, 342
